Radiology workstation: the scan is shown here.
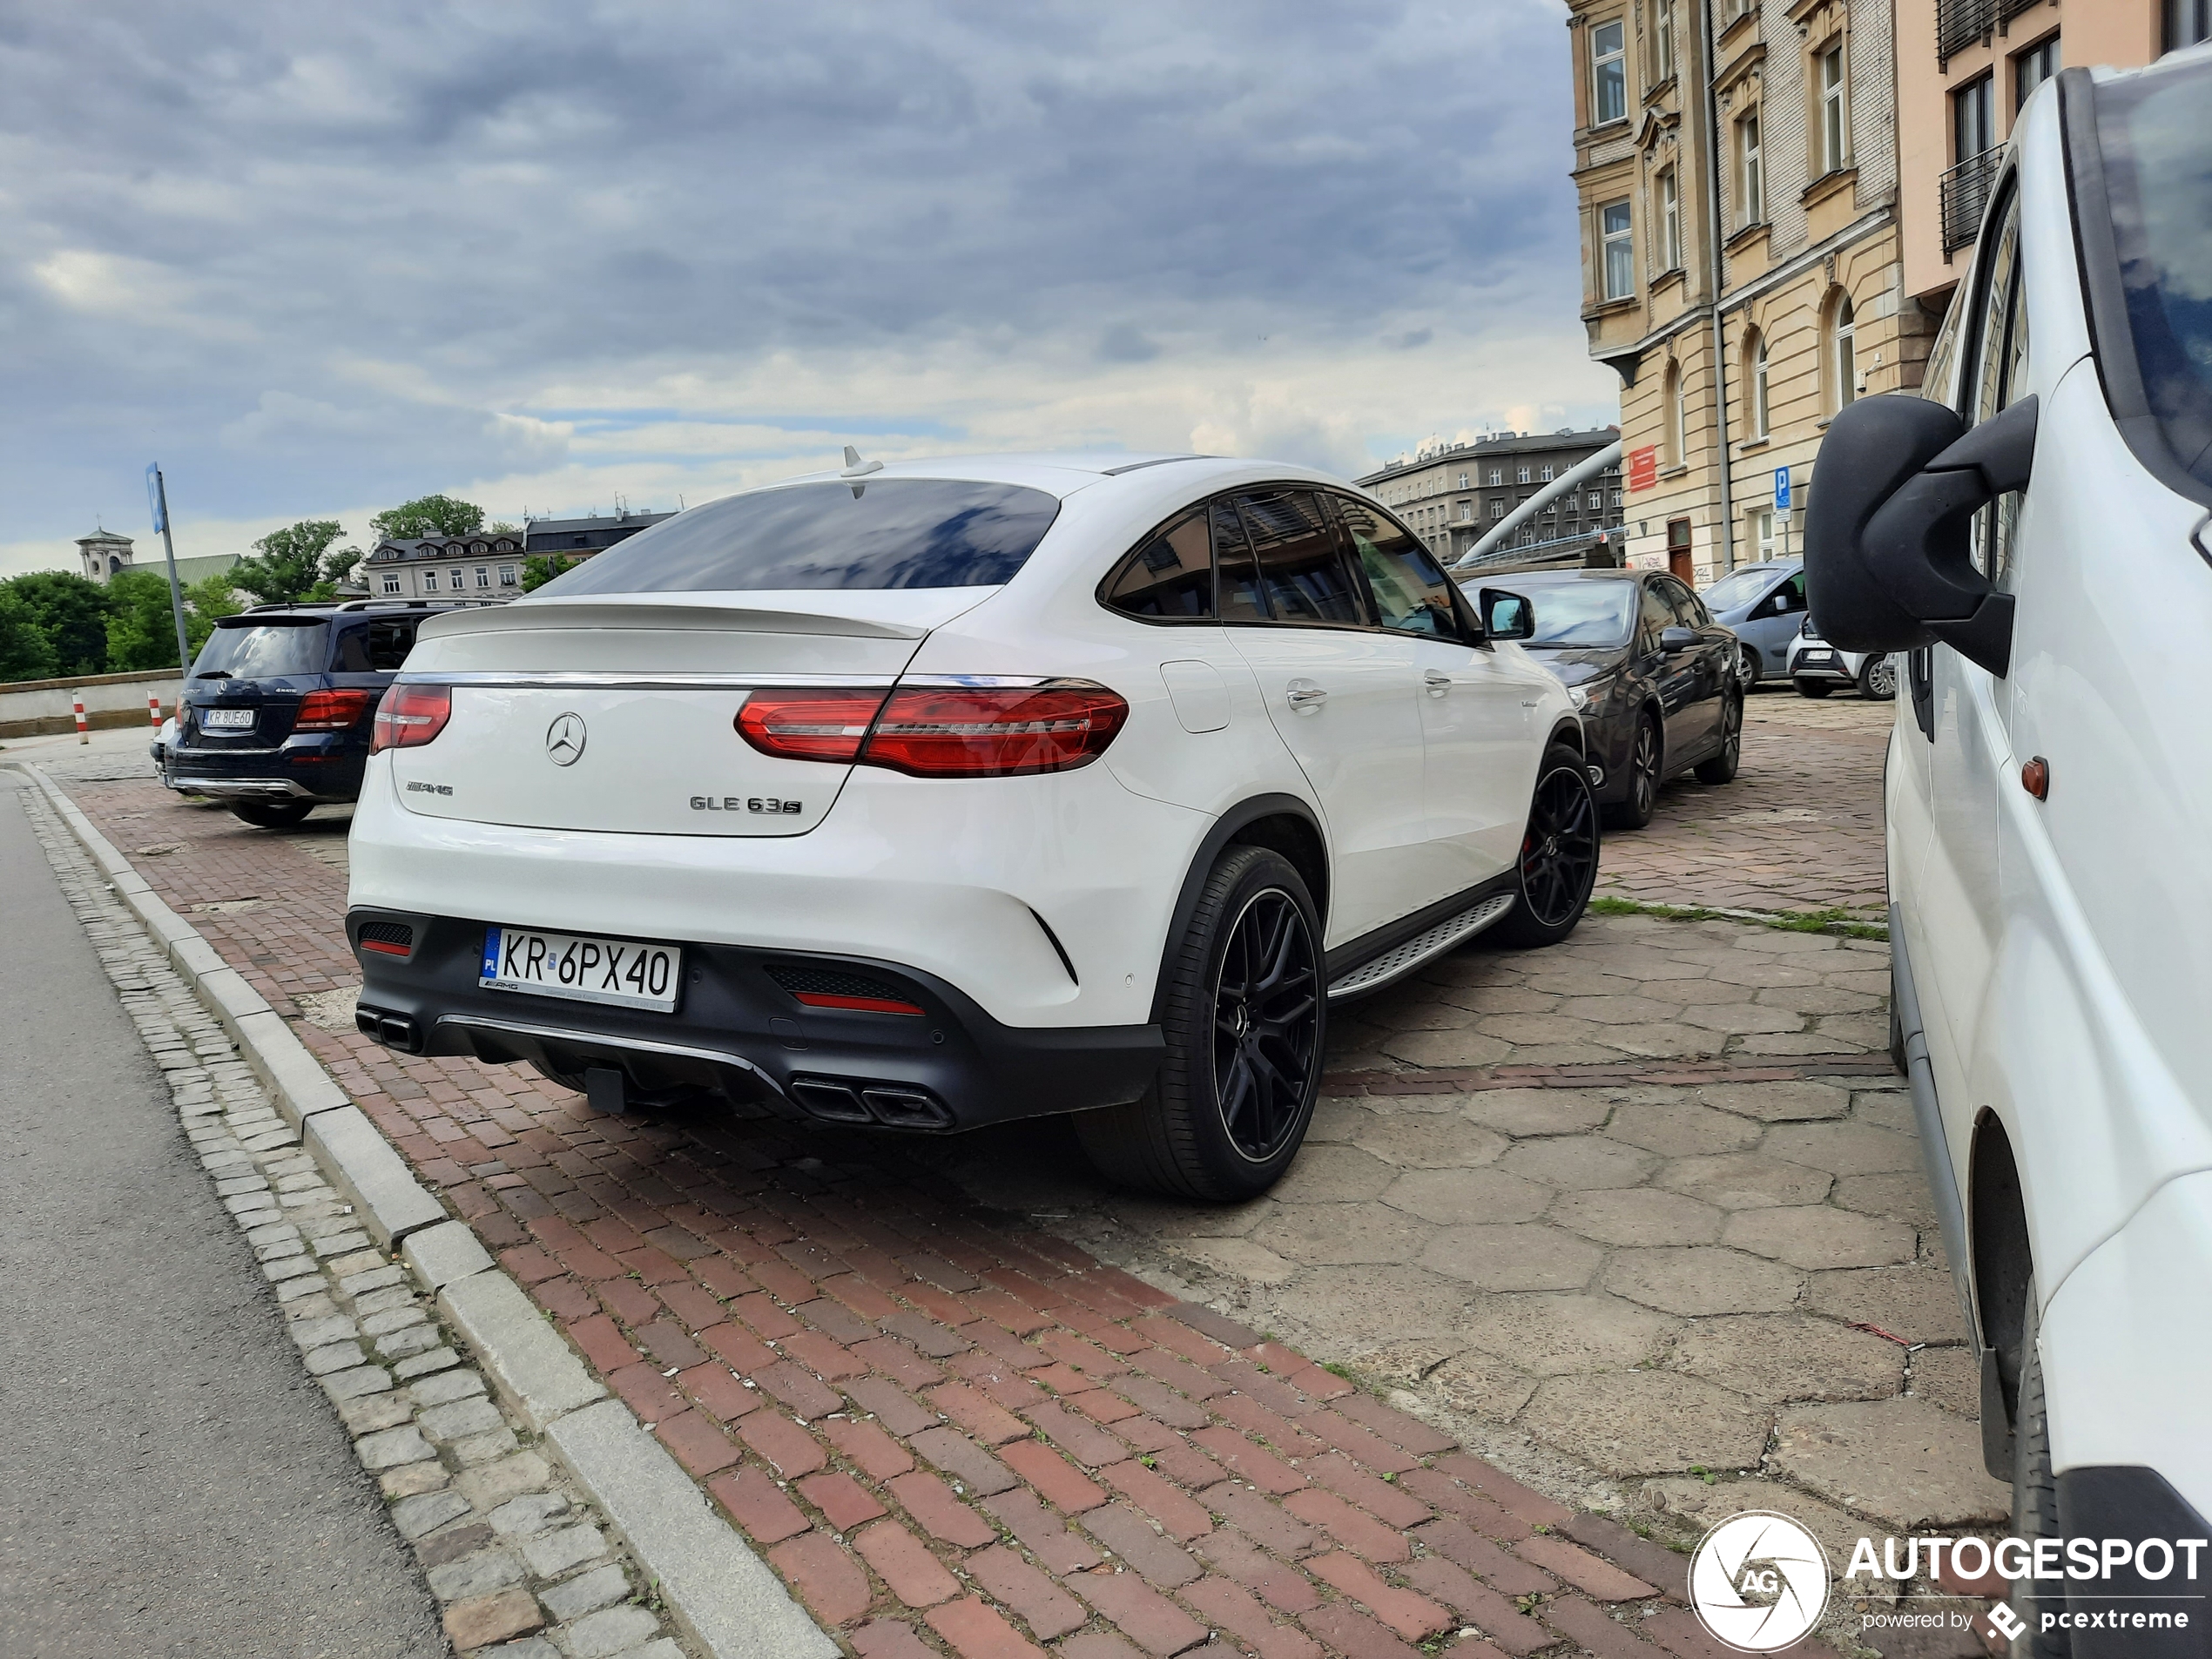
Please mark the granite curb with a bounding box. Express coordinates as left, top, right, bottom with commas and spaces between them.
11, 759, 837, 1659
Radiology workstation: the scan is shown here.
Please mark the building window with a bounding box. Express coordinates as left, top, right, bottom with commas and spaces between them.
381, 573, 401, 595
1750, 508, 1776, 561
1588, 493, 1603, 510
1458, 502, 1472, 521
1491, 501, 1506, 520
498, 563, 516, 586
450, 570, 467, 591
1831, 293, 1858, 411
1591, 18, 1627, 124
2014, 37, 2060, 110
1665, 361, 1686, 467
1737, 111, 1764, 226
1516, 465, 1532, 484
1954, 72, 1994, 165
1487, 469, 1502, 486
1659, 168, 1682, 271
1818, 42, 1850, 175
421, 570, 440, 595
475, 566, 491, 589
1600, 199, 1635, 300
1750, 333, 1771, 438
1457, 471, 1468, 489
1656, 0, 1676, 82
1541, 465, 1554, 482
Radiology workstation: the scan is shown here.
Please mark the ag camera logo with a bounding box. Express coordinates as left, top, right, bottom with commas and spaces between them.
1691, 1512, 1831, 1652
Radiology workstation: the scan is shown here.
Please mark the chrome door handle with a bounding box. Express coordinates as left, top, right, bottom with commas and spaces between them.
1423, 670, 1451, 698
1285, 680, 1327, 713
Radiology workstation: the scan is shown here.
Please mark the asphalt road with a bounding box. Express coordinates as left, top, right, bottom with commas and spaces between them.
0, 770, 445, 1658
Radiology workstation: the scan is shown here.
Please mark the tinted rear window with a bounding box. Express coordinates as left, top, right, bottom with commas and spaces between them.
543, 479, 1062, 595
192, 620, 329, 679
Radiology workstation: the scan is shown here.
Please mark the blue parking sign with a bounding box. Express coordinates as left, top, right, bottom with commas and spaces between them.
146, 462, 166, 532
1774, 466, 1791, 512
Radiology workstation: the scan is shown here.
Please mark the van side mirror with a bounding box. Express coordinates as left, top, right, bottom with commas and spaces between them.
1804, 393, 2037, 678
1479, 588, 1535, 640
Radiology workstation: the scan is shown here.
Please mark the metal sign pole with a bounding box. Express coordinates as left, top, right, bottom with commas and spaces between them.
146, 464, 193, 676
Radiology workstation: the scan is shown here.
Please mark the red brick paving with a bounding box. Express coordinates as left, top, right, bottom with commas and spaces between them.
56, 778, 1855, 1659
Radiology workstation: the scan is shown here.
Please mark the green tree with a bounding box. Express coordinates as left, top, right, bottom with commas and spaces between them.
520, 554, 572, 592
105, 569, 247, 671
371, 495, 485, 541
6, 570, 112, 676
0, 582, 60, 682
232, 518, 347, 605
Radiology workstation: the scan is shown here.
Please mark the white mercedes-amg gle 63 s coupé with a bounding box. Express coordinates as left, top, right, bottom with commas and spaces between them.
347, 453, 1596, 1198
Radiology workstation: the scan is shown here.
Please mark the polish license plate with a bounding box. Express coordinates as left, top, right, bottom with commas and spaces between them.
479, 927, 682, 1013
1801, 650, 1837, 665
203, 708, 256, 729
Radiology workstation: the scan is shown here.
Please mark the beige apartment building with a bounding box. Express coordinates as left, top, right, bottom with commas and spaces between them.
1565, 0, 1926, 584
1899, 0, 2199, 317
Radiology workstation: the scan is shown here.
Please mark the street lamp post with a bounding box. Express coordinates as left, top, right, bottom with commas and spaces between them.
145, 464, 193, 677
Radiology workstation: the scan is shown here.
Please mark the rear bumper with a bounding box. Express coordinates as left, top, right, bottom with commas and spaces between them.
347, 907, 1163, 1132
1788, 650, 1856, 684
169, 740, 367, 802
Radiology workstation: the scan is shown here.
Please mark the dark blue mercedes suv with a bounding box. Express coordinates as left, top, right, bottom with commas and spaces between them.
168, 600, 489, 827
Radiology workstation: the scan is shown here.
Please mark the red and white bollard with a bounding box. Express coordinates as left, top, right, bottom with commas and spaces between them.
150, 691, 164, 729
72, 691, 89, 745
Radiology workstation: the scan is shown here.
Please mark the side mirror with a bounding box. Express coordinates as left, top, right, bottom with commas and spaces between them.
1479, 588, 1535, 640
1805, 393, 2037, 677
1659, 625, 1698, 652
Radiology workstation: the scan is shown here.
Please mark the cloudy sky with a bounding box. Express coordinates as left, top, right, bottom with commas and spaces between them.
3, 1, 1614, 577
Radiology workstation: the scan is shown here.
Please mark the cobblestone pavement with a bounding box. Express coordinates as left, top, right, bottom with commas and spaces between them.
1594, 691, 1891, 920
17, 784, 698, 1659
37, 755, 2003, 1658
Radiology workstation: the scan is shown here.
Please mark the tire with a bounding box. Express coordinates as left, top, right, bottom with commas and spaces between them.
1858, 654, 1898, 700
2008, 1285, 2072, 1658
1075, 846, 1324, 1201
229, 799, 315, 828
1491, 743, 1602, 950
1793, 678, 1833, 698
1736, 644, 1762, 691
1694, 694, 1743, 785
1603, 712, 1661, 831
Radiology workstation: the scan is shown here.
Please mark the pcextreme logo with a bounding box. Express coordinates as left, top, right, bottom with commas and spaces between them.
1690, 1512, 1830, 1652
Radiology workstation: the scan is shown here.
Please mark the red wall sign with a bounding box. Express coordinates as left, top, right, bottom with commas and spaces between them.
1627, 445, 1658, 492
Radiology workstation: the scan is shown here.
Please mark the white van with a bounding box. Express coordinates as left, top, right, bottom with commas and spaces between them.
1807, 49, 2212, 1649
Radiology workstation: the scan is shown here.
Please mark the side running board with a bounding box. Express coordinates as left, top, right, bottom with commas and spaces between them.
1325, 892, 1516, 1001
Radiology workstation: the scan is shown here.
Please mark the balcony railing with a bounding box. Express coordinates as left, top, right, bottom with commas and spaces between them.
1939, 149, 2002, 257
1937, 0, 1994, 60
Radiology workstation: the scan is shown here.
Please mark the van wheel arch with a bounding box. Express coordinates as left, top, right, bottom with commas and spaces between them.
1969, 1109, 2034, 1480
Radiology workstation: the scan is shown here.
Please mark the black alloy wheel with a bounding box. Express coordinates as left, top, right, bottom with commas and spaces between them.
1211, 888, 1321, 1163
1695, 693, 1743, 784
1494, 743, 1601, 948
1076, 846, 1325, 1200
1606, 713, 1661, 831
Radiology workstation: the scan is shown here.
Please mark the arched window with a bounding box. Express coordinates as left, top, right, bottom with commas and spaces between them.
1663, 360, 1686, 468
1748, 332, 1771, 439
1831, 293, 1858, 411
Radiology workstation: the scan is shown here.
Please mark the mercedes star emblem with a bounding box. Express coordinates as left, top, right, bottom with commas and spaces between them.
545, 712, 587, 766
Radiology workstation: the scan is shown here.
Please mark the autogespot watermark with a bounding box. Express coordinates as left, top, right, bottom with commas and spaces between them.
1689, 1513, 2209, 1652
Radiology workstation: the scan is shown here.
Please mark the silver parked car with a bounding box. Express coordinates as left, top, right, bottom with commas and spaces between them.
1697, 559, 1807, 689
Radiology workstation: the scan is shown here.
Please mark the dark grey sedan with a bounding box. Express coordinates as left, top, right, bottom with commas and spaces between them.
1496, 568, 1743, 829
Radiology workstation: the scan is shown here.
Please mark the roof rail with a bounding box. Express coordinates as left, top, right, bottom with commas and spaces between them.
330, 597, 506, 612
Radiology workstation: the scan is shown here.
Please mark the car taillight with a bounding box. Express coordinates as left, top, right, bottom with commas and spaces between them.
294, 688, 379, 731
736, 690, 892, 762
370, 684, 452, 753
862, 682, 1129, 778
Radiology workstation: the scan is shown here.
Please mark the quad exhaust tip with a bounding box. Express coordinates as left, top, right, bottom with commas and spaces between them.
789, 1075, 954, 1130
356, 1005, 422, 1054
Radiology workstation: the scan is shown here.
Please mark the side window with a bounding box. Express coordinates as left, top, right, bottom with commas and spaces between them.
1662, 577, 1711, 625
1234, 490, 1365, 626
1211, 501, 1269, 624
1639, 582, 1676, 648
1331, 495, 1460, 637
367, 619, 417, 671
1102, 509, 1214, 620
1965, 188, 2028, 586
330, 628, 373, 672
